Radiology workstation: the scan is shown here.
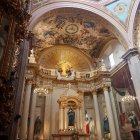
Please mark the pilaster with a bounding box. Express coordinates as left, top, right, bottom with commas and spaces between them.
103, 85, 117, 140
44, 90, 52, 140
78, 90, 86, 133
28, 86, 37, 140
92, 89, 103, 140
20, 78, 33, 140
122, 48, 140, 107
109, 87, 121, 140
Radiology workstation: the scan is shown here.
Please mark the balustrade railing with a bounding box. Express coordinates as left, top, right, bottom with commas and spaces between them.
39, 66, 107, 80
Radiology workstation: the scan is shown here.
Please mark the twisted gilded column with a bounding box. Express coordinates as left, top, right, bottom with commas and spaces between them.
103, 85, 117, 140
20, 79, 33, 140
92, 90, 103, 140
28, 86, 37, 140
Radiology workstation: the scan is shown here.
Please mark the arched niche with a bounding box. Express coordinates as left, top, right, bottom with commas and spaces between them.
57, 95, 83, 131
58, 95, 82, 109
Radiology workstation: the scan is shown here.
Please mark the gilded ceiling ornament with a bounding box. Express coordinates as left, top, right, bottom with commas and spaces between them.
65, 24, 78, 34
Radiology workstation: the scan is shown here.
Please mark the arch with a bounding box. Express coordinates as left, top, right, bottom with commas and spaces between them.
58, 95, 82, 108
29, 1, 132, 49
128, 0, 140, 48
99, 39, 126, 69
99, 39, 126, 58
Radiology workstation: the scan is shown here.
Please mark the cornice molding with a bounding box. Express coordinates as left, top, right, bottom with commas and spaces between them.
122, 48, 139, 61
110, 60, 127, 76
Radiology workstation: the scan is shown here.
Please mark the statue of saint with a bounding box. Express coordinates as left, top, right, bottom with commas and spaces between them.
28, 49, 36, 63
103, 116, 110, 133
128, 111, 138, 129
89, 117, 95, 139
34, 116, 42, 136
68, 107, 75, 126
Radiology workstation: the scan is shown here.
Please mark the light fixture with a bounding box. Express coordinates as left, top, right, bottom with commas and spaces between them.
121, 95, 135, 102
34, 88, 48, 95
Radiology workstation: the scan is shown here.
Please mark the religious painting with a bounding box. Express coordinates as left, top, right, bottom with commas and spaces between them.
0, 17, 10, 62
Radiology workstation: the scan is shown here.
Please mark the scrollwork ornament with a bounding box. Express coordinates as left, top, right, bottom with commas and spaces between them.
0, 0, 31, 132
15, 44, 20, 55
11, 44, 20, 70
0, 0, 31, 45
12, 56, 18, 70
0, 76, 15, 131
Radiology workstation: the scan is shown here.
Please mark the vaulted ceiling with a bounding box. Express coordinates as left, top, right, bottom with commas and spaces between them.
30, 0, 139, 71
32, 8, 116, 58
31, 0, 134, 27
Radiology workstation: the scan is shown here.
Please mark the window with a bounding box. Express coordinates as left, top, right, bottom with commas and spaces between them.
109, 53, 115, 67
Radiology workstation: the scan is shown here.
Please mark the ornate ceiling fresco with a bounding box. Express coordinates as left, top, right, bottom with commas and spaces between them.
31, 0, 134, 27
37, 45, 94, 71
106, 0, 133, 24
33, 8, 116, 57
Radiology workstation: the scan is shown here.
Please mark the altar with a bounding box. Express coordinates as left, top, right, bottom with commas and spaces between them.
52, 133, 90, 140
53, 86, 90, 140
57, 85, 84, 132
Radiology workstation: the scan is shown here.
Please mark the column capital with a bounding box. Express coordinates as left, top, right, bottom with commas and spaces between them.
32, 84, 37, 89
122, 48, 139, 61
48, 88, 53, 94
26, 78, 33, 85
60, 106, 64, 109
102, 84, 109, 92
77, 90, 84, 95
59, 102, 65, 109
92, 89, 97, 95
